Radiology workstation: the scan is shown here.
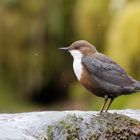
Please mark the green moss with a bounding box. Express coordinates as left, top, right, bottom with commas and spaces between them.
61, 114, 81, 139
47, 125, 53, 140
91, 113, 140, 139
47, 113, 140, 140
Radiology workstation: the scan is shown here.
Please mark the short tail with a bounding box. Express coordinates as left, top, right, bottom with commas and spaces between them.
134, 81, 140, 91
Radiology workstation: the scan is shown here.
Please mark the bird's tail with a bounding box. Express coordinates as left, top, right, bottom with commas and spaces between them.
134, 81, 140, 92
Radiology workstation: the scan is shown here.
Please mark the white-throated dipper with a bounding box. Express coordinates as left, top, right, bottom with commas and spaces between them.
59, 40, 140, 114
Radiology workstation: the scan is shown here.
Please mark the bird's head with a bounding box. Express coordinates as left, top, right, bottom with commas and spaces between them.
59, 40, 97, 59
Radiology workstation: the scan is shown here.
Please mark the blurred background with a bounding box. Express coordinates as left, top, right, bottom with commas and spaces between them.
0, 0, 140, 112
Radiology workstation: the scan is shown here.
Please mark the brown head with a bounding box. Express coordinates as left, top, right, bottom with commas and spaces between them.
59, 40, 97, 59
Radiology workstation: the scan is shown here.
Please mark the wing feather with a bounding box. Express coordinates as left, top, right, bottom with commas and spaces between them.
82, 53, 135, 87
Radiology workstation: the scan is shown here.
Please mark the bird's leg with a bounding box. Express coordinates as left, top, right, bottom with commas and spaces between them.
105, 98, 114, 112
99, 95, 108, 114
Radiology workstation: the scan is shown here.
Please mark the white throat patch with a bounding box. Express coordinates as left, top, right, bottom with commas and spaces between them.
69, 50, 83, 81
69, 50, 83, 60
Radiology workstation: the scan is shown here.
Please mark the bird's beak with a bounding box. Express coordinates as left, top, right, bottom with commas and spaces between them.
59, 47, 70, 51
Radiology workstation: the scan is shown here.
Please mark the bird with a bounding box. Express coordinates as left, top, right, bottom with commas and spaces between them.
59, 40, 140, 114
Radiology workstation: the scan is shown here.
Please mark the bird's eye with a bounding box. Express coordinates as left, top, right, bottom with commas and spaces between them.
75, 46, 79, 49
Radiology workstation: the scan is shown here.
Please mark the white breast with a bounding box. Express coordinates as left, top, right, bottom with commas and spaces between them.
73, 59, 83, 80
69, 50, 83, 81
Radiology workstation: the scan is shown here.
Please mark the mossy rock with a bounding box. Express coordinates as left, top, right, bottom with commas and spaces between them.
47, 112, 140, 140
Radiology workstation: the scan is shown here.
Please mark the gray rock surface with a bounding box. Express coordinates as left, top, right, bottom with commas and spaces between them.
0, 110, 140, 140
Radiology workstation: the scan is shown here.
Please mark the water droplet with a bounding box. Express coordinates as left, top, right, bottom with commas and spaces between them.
34, 52, 39, 56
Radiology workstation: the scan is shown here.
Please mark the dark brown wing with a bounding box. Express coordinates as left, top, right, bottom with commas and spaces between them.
82, 53, 136, 87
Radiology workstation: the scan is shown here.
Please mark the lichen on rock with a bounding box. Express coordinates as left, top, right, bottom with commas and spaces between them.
0, 110, 140, 139
47, 112, 140, 140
